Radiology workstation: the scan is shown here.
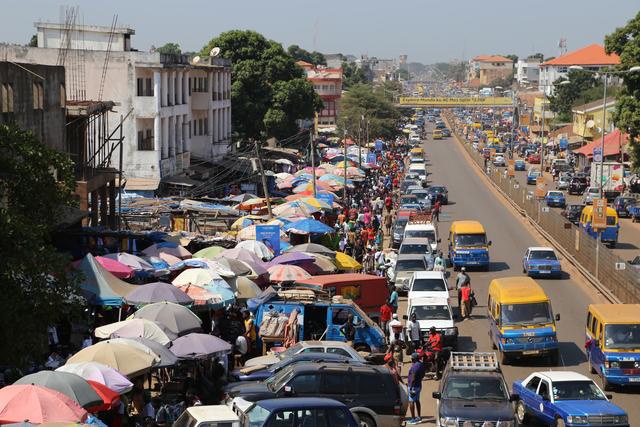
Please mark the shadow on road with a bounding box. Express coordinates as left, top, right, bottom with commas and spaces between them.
456, 336, 478, 352
558, 342, 588, 367
489, 261, 510, 271
613, 242, 639, 250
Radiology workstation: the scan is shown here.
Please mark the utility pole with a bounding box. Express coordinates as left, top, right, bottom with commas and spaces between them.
540, 95, 546, 177
343, 129, 348, 202
599, 74, 608, 199
254, 140, 273, 218
310, 130, 316, 197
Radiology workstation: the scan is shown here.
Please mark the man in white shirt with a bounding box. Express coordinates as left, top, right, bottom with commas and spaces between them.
405, 312, 422, 353
388, 313, 404, 344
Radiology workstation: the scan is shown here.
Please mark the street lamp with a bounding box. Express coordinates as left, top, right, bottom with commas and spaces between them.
567, 65, 640, 197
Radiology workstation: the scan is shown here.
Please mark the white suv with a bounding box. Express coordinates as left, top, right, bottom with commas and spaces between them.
408, 271, 451, 301
406, 296, 458, 348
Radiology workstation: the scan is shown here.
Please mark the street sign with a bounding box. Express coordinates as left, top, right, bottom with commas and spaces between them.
535, 177, 546, 198
615, 262, 626, 271
593, 146, 602, 163
542, 206, 550, 213
507, 159, 515, 177
592, 198, 608, 230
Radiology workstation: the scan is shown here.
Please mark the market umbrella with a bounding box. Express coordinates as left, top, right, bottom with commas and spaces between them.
103, 253, 153, 272
142, 242, 191, 260
212, 257, 252, 276
172, 268, 224, 287
86, 381, 120, 412
170, 333, 232, 360
230, 215, 263, 231
266, 252, 315, 267
203, 283, 236, 307
216, 247, 266, 266
14, 371, 102, 409
56, 363, 133, 394
235, 240, 274, 261
0, 385, 88, 424
107, 337, 178, 368
238, 197, 267, 211
305, 253, 338, 273
226, 193, 258, 203
156, 252, 182, 266
132, 301, 202, 336
171, 259, 236, 278
175, 284, 224, 307
267, 264, 311, 282
285, 218, 334, 235
334, 252, 362, 270
286, 243, 336, 257
191, 246, 226, 259
274, 172, 292, 180
229, 276, 261, 301
72, 256, 133, 280
124, 282, 193, 306
94, 318, 174, 344
66, 341, 158, 377
272, 201, 320, 218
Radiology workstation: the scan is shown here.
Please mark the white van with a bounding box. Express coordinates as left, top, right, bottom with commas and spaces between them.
408, 271, 451, 301
403, 223, 438, 253
173, 405, 241, 427
408, 164, 427, 182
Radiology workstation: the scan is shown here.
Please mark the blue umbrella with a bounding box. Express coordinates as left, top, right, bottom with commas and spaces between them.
203, 283, 236, 308
280, 240, 292, 251
169, 259, 210, 271
285, 218, 335, 234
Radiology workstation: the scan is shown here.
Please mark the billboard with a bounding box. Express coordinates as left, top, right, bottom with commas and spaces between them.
592, 199, 608, 230
398, 97, 513, 107
256, 225, 281, 256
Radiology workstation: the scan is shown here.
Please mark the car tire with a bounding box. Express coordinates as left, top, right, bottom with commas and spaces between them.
515, 400, 530, 425
356, 413, 376, 427
555, 417, 566, 427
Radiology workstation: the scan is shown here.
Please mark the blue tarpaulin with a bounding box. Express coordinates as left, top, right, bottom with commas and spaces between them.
285, 218, 334, 234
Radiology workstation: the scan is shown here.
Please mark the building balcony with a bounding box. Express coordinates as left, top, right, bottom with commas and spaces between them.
191, 92, 210, 110
133, 96, 157, 118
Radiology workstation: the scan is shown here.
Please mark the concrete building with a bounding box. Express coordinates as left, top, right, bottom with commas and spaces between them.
572, 99, 616, 141
1, 21, 232, 185
538, 44, 620, 95
468, 55, 514, 86
297, 61, 342, 128
516, 57, 542, 85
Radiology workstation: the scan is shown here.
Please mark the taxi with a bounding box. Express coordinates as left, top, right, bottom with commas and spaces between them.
487, 277, 560, 364
585, 304, 640, 390
579, 205, 620, 247
448, 220, 491, 270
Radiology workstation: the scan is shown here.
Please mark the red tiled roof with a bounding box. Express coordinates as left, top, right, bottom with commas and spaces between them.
541, 44, 620, 66
550, 124, 575, 139
295, 60, 313, 68
573, 130, 628, 157
472, 55, 513, 63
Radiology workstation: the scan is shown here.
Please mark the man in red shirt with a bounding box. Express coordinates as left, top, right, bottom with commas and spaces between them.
380, 302, 393, 342
385, 195, 392, 214
432, 200, 441, 222
460, 282, 473, 319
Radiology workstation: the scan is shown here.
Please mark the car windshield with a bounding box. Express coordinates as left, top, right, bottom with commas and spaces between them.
411, 304, 452, 320
500, 302, 553, 326
431, 187, 445, 193
588, 188, 599, 194
552, 381, 607, 401
569, 205, 583, 212
401, 197, 417, 203
277, 342, 303, 360
442, 377, 508, 400
529, 170, 540, 176
454, 233, 486, 247
548, 192, 563, 197
406, 230, 436, 241
246, 403, 272, 427
604, 324, 640, 349
529, 250, 557, 260
396, 259, 427, 271
412, 278, 447, 292
400, 244, 429, 255
264, 365, 295, 391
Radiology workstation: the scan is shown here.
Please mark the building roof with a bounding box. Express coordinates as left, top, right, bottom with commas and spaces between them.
35, 21, 135, 35
573, 129, 629, 157
550, 124, 575, 139
472, 55, 513, 63
541, 44, 620, 66
572, 99, 616, 114
306, 68, 343, 80
295, 60, 314, 68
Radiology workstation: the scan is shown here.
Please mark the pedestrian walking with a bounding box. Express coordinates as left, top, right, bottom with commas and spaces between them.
384, 214, 393, 236
406, 313, 422, 354
460, 282, 473, 319
380, 301, 393, 342
432, 199, 441, 222
456, 267, 470, 309
407, 353, 426, 424
339, 313, 362, 347
388, 285, 399, 313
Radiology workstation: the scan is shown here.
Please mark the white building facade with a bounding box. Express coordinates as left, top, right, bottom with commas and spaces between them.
515, 58, 541, 85
3, 22, 232, 182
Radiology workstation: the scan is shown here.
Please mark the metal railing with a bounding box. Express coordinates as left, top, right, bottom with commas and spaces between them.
451, 121, 640, 303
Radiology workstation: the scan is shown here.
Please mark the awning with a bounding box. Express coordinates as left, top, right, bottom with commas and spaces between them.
573, 130, 629, 158
123, 177, 160, 191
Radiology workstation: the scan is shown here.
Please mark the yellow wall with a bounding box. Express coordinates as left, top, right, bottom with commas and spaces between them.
533, 97, 553, 122
572, 106, 615, 140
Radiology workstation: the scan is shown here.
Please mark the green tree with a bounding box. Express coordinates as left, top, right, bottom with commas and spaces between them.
378, 80, 403, 102
529, 53, 544, 62
287, 44, 326, 66
156, 42, 182, 55
200, 30, 321, 141
342, 61, 367, 89
0, 124, 81, 366
605, 10, 640, 168
504, 54, 519, 63
28, 34, 37, 47
396, 68, 410, 80
338, 83, 400, 140
548, 70, 598, 122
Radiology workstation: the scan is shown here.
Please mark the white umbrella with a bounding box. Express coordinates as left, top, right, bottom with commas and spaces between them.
172, 268, 224, 287
94, 318, 174, 344
235, 240, 274, 261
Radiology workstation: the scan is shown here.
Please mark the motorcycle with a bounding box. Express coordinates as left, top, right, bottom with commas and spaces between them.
419, 343, 453, 380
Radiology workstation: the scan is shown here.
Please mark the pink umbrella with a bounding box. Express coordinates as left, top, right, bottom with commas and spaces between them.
157, 252, 182, 266
0, 384, 88, 424
267, 264, 312, 282
142, 243, 192, 259
72, 256, 133, 279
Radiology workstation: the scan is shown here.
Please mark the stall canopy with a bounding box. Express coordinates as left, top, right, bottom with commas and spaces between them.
76, 254, 139, 306
573, 129, 629, 158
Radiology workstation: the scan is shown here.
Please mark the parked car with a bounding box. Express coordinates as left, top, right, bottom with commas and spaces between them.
613, 196, 637, 218
391, 254, 429, 293
225, 362, 408, 427
441, 128, 451, 137
244, 341, 366, 368
513, 371, 629, 426
527, 153, 541, 164
427, 185, 449, 204
232, 397, 359, 427
398, 238, 435, 271
433, 352, 516, 427
545, 190, 566, 208
582, 186, 600, 205
406, 296, 458, 349
561, 203, 584, 224
514, 159, 526, 171
392, 216, 410, 248
493, 155, 506, 167
407, 271, 450, 300
568, 176, 588, 195
173, 405, 240, 427
523, 246, 562, 278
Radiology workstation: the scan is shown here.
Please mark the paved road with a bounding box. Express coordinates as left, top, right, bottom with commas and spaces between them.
399, 125, 640, 425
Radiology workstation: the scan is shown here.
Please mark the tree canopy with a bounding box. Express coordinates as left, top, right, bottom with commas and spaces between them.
548, 70, 599, 122
156, 42, 182, 55
0, 124, 80, 366
287, 45, 326, 66
605, 10, 640, 168
341, 61, 368, 89
200, 30, 322, 141
338, 83, 400, 140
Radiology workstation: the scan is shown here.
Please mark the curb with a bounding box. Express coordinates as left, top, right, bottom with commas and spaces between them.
444, 114, 621, 304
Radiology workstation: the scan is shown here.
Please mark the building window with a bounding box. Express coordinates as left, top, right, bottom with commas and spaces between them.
557, 66, 567, 73
32, 82, 44, 110
60, 84, 66, 108
204, 118, 209, 135
1, 84, 12, 113
204, 77, 208, 91
198, 119, 204, 135
189, 121, 192, 138
145, 78, 153, 96
137, 78, 144, 96
188, 78, 192, 95
138, 129, 154, 150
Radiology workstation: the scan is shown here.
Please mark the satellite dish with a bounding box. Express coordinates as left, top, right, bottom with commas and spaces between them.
210, 47, 221, 57
586, 120, 595, 129
192, 56, 201, 64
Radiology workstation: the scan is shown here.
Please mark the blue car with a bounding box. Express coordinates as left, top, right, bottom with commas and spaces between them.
527, 168, 541, 185
523, 246, 562, 278
515, 159, 526, 171
513, 371, 629, 426
545, 190, 566, 208
230, 352, 360, 382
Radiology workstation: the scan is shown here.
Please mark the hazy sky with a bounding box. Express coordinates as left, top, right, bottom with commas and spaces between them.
2, 1, 638, 63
